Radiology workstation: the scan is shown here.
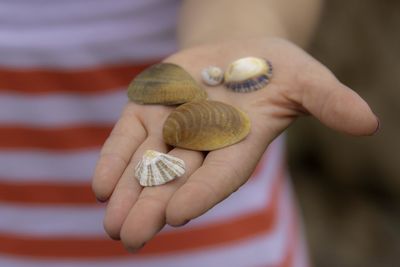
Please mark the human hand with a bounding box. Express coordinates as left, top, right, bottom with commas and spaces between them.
92, 38, 378, 251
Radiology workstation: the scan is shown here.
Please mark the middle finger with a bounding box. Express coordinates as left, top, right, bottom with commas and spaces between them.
120, 148, 203, 251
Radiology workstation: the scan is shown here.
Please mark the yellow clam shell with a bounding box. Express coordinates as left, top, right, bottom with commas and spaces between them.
128, 63, 208, 105
163, 100, 251, 151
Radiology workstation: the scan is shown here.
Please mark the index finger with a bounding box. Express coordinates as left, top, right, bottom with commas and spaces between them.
92, 104, 147, 201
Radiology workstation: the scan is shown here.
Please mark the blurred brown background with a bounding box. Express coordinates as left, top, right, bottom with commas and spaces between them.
287, 1, 400, 267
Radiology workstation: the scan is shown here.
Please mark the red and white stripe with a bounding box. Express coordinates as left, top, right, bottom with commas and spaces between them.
0, 139, 281, 234
0, 91, 126, 126
0, 180, 292, 266
0, 0, 179, 68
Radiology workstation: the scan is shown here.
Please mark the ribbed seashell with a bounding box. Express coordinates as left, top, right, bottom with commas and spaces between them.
163, 100, 251, 151
135, 150, 185, 187
128, 63, 208, 105
201, 66, 224, 86
224, 57, 273, 92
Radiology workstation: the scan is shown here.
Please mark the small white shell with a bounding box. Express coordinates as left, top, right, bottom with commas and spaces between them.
135, 150, 185, 187
201, 66, 224, 86
224, 57, 272, 92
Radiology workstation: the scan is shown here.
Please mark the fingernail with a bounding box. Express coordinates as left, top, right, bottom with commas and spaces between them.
92, 191, 107, 203
177, 219, 190, 227
126, 243, 146, 254
373, 117, 380, 135
96, 197, 107, 203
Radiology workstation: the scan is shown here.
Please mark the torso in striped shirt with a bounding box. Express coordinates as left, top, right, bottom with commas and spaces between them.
0, 0, 308, 266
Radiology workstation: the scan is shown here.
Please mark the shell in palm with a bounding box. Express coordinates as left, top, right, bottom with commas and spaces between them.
128, 63, 207, 105
135, 150, 185, 187
163, 100, 251, 151
224, 57, 273, 92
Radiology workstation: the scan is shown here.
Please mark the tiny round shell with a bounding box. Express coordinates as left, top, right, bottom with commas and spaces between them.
163, 100, 251, 151
135, 150, 185, 187
128, 63, 207, 105
224, 57, 272, 92
201, 66, 224, 86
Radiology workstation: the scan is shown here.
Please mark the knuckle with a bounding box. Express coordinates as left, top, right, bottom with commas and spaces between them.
99, 151, 129, 166
192, 179, 219, 200
121, 102, 140, 116
92, 153, 126, 200
111, 117, 138, 136
111, 113, 147, 140
212, 158, 242, 182
296, 62, 335, 91
136, 194, 166, 208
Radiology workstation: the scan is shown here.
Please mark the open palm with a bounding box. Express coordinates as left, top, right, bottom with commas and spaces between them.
92, 38, 377, 251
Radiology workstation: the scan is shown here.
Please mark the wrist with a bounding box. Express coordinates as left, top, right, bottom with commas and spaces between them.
178, 9, 290, 49
178, 8, 289, 49
178, 0, 322, 49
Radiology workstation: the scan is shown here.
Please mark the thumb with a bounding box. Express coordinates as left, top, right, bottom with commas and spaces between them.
294, 63, 378, 136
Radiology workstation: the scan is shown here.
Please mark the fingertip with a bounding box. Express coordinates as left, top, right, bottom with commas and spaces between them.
91, 179, 109, 203
103, 227, 121, 241
122, 240, 145, 254
91, 178, 108, 202
166, 183, 211, 226
92, 182, 111, 203
297, 62, 379, 136
119, 196, 166, 252
102, 177, 142, 241
120, 225, 147, 252
363, 113, 380, 136
166, 207, 189, 227
166, 218, 188, 227
372, 116, 380, 135
314, 84, 378, 136
120, 214, 156, 253
103, 213, 122, 241
340, 89, 378, 136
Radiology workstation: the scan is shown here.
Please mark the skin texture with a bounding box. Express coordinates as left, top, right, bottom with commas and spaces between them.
92, 37, 378, 251
178, 0, 323, 48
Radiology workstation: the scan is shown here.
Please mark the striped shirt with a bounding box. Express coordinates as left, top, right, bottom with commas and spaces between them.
0, 0, 309, 266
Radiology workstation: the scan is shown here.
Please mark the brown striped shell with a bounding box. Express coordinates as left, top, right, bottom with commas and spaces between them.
128, 63, 207, 105
162, 100, 251, 151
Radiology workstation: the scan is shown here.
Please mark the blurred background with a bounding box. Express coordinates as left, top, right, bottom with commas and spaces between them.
287, 1, 400, 266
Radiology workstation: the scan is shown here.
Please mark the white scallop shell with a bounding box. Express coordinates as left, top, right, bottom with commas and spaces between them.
135, 150, 185, 187
201, 66, 224, 86
224, 57, 272, 92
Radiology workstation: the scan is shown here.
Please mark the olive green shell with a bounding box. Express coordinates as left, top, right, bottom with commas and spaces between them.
128, 63, 207, 105
163, 100, 251, 151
